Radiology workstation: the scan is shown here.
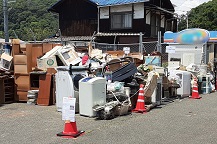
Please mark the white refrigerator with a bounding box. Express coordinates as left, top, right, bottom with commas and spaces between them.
173, 70, 191, 98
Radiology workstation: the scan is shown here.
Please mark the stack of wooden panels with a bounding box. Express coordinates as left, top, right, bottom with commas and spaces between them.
12, 43, 60, 102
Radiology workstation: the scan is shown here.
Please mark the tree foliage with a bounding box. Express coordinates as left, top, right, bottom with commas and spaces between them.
0, 0, 59, 41
178, 0, 217, 31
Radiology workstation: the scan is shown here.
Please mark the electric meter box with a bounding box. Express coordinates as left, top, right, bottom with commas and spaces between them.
79, 77, 106, 117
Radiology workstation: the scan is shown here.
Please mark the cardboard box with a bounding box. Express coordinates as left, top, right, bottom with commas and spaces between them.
107, 51, 125, 58
162, 76, 170, 91
90, 49, 103, 59
144, 75, 158, 97
128, 52, 143, 60
37, 56, 57, 70
14, 55, 27, 65
14, 74, 30, 91
14, 65, 28, 74
47, 68, 57, 74
12, 39, 20, 44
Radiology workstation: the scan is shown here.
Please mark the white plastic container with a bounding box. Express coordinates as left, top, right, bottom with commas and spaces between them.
173, 70, 191, 98
79, 77, 106, 117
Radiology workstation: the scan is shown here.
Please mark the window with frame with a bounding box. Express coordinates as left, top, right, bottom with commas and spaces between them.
111, 12, 132, 29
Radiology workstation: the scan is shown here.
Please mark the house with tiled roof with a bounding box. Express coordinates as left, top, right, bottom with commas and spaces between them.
47, 0, 177, 44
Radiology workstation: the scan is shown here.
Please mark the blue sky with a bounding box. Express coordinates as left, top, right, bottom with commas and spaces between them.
170, 0, 212, 15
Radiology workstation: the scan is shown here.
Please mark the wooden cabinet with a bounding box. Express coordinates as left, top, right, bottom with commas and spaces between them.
0, 77, 15, 104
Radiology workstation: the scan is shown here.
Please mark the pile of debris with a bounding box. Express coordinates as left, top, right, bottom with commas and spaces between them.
1, 40, 215, 120
34, 44, 164, 120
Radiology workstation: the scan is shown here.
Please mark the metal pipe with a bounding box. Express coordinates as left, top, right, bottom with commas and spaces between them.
186, 11, 190, 29
58, 29, 63, 45
159, 31, 162, 53
139, 32, 143, 53
3, 0, 9, 42
186, 15, 189, 29
13, 30, 18, 39
113, 35, 117, 50
97, 6, 99, 33
30, 28, 36, 43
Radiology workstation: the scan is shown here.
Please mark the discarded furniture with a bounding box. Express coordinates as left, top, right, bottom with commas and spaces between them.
37, 73, 52, 106
12, 43, 61, 102
0, 76, 15, 104
55, 65, 88, 113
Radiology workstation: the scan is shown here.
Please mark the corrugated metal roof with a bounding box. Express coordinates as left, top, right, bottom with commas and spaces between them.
95, 32, 143, 36
49, 0, 149, 12
90, 0, 149, 6
43, 36, 94, 42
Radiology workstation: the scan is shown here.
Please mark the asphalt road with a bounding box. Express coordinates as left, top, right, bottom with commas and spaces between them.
1, 92, 217, 144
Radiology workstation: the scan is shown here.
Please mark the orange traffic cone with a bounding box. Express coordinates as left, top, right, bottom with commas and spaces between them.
133, 84, 146, 113
57, 120, 85, 138
190, 77, 201, 99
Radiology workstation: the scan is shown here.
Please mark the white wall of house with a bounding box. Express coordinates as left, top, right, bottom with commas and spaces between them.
110, 4, 132, 13
99, 1, 168, 31
133, 3, 144, 19
100, 3, 145, 19
100, 7, 109, 19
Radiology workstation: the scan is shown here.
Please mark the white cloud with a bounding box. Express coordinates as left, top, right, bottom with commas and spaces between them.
170, 0, 212, 15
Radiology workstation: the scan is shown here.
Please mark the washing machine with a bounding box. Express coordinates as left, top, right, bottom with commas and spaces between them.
79, 77, 106, 117
55, 66, 88, 113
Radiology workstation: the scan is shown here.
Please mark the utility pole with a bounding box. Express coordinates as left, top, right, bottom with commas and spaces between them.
186, 11, 190, 29
186, 15, 188, 29
3, 0, 9, 43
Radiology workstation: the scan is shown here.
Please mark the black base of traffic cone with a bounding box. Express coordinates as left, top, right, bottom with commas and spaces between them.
57, 130, 85, 138
57, 121, 85, 138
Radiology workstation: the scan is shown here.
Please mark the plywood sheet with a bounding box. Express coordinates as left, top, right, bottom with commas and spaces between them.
37, 74, 51, 106
14, 74, 30, 91
14, 55, 27, 65
17, 91, 28, 101
42, 43, 53, 54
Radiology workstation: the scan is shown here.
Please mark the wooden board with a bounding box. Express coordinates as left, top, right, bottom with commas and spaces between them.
106, 51, 125, 58
26, 44, 43, 71
37, 74, 52, 106
17, 91, 28, 101
32, 44, 43, 69
14, 65, 28, 74
42, 43, 53, 54
13, 55, 27, 65
12, 44, 21, 55
0, 79, 4, 104
14, 74, 30, 91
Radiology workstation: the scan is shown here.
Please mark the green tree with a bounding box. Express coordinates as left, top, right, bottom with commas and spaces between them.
178, 0, 217, 31
0, 0, 59, 41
